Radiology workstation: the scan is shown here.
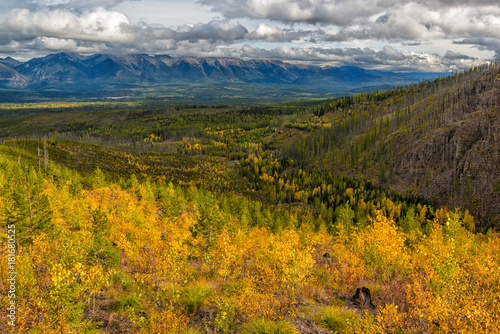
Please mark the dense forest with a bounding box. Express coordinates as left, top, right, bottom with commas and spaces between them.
0, 63, 499, 333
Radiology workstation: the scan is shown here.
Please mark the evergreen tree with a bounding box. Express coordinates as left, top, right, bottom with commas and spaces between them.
5, 166, 53, 245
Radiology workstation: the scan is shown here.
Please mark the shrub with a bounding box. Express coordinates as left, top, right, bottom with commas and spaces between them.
215, 300, 236, 333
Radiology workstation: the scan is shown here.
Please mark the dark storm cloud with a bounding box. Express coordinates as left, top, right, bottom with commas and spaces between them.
443, 50, 477, 61
454, 37, 500, 60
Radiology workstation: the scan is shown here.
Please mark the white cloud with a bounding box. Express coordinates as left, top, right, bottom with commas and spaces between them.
36, 36, 78, 49
200, 0, 500, 47
0, 0, 499, 70
199, 0, 381, 26
206, 43, 482, 72
0, 7, 135, 42
247, 23, 285, 42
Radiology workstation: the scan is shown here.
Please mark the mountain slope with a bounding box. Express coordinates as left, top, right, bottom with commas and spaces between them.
292, 63, 500, 228
0, 63, 27, 88
15, 52, 89, 88
397, 70, 500, 226
0, 56, 22, 68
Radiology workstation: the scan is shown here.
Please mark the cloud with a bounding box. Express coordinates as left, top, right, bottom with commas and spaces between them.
200, 0, 500, 27
247, 23, 285, 42
454, 37, 500, 60
144, 20, 248, 43
0, 3, 249, 56
245, 23, 315, 42
223, 43, 481, 72
0, 0, 497, 71
199, 0, 380, 26
221, 44, 448, 72
443, 50, 476, 61
200, 0, 500, 42
379, 45, 406, 61
0, 7, 135, 43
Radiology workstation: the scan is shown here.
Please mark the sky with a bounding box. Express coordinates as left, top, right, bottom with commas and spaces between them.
0, 0, 499, 72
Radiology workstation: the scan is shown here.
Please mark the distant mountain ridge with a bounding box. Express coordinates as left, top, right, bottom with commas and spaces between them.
0, 52, 445, 94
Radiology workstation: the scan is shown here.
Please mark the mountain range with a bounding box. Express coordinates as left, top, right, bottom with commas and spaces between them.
0, 52, 445, 98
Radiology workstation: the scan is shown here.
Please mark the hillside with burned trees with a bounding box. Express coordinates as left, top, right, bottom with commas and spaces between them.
294, 63, 500, 229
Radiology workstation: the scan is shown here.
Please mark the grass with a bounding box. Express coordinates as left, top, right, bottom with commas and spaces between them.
314, 306, 359, 333
110, 294, 142, 312
239, 318, 298, 334
180, 283, 213, 315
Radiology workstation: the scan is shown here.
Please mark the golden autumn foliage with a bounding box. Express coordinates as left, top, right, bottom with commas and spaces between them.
0, 155, 499, 333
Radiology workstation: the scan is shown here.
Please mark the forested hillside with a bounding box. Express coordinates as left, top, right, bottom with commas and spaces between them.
292, 63, 500, 229
0, 63, 499, 333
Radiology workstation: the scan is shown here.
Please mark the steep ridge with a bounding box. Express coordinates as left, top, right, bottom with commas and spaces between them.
0, 63, 27, 89
397, 67, 500, 227
294, 63, 500, 229
0, 56, 22, 68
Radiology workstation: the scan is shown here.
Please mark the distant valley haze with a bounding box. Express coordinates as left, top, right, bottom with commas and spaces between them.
0, 52, 449, 102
